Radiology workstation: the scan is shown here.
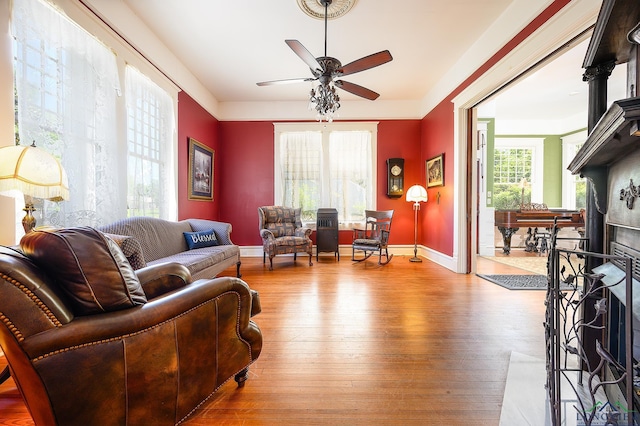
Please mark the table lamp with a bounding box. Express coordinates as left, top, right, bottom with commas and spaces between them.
0, 142, 69, 233
406, 184, 428, 262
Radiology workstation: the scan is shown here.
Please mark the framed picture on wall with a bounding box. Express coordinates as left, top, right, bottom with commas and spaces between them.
426, 153, 444, 188
188, 138, 214, 200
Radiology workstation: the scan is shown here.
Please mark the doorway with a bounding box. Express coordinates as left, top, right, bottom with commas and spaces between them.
468, 37, 627, 274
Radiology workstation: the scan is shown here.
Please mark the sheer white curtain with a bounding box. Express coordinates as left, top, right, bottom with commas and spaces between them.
125, 65, 176, 219
12, 0, 124, 227
275, 125, 375, 225
329, 131, 373, 223
278, 131, 322, 221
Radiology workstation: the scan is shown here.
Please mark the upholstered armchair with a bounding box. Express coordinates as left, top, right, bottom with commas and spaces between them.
258, 206, 313, 270
0, 226, 262, 426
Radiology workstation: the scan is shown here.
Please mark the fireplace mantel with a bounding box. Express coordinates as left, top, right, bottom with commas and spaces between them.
583, 0, 640, 68
547, 2, 640, 424
568, 96, 640, 213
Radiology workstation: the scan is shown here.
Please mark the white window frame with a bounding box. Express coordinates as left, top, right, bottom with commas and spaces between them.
562, 130, 586, 210
494, 137, 544, 204
11, 0, 179, 232
274, 122, 378, 227
125, 65, 176, 219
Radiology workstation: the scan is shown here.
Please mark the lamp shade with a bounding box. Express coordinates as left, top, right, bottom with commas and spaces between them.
406, 184, 428, 203
0, 144, 69, 201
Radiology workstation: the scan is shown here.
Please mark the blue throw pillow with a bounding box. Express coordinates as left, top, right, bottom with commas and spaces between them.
184, 229, 219, 250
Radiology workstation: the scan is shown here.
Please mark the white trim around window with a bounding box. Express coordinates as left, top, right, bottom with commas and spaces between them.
494, 137, 544, 204
562, 130, 586, 210
273, 122, 378, 228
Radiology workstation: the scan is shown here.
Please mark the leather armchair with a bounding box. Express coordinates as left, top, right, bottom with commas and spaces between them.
258, 206, 313, 270
0, 226, 262, 426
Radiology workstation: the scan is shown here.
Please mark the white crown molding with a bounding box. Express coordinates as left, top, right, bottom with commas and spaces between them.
452, 0, 600, 111
420, 0, 560, 118
218, 99, 423, 121
494, 111, 588, 135
450, 0, 600, 274
79, 0, 220, 116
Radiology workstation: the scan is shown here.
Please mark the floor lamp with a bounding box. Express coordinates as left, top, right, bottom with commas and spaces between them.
0, 142, 69, 234
406, 184, 428, 262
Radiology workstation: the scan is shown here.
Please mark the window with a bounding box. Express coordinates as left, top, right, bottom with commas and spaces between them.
274, 122, 377, 226
493, 138, 543, 209
13, 0, 122, 227
562, 131, 586, 210
125, 66, 176, 218
11, 0, 177, 229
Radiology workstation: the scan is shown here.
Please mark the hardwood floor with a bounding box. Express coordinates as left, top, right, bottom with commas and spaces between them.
0, 253, 546, 425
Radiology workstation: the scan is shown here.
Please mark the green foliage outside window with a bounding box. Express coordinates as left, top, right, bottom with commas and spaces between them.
494, 148, 532, 184
493, 147, 534, 210
493, 183, 531, 210
297, 182, 319, 222
575, 181, 586, 209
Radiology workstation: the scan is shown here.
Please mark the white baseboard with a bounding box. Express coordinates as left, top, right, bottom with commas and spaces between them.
240, 246, 266, 258
240, 244, 458, 272
423, 246, 457, 271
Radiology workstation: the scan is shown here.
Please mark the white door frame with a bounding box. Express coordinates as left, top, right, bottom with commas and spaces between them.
450, 0, 599, 273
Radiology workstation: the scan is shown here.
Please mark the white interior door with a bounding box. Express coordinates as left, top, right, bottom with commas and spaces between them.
477, 121, 495, 257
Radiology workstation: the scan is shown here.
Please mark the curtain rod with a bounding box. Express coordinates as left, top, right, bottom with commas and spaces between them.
77, 0, 183, 92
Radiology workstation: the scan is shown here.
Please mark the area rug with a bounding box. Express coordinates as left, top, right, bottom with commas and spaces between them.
477, 274, 549, 290
483, 255, 584, 278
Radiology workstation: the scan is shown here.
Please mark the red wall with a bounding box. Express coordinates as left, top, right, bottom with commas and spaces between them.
375, 120, 422, 247
217, 119, 421, 246
421, 103, 455, 255
177, 92, 220, 221
176, 0, 573, 257
218, 121, 275, 245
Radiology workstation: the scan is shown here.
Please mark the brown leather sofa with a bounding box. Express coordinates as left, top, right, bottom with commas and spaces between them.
0, 226, 262, 425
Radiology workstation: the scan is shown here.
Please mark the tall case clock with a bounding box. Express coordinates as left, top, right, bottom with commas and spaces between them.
387, 158, 404, 198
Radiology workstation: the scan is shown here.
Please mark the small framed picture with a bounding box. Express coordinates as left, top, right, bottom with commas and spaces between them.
188, 138, 214, 201
426, 153, 444, 188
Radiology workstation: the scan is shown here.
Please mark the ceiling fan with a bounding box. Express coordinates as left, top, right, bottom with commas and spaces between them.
256, 0, 393, 102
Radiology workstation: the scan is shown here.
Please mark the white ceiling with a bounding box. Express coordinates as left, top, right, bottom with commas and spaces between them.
478, 37, 628, 134
81, 0, 624, 131
116, 0, 514, 103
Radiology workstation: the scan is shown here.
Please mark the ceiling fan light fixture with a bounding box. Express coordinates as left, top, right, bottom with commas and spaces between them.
309, 81, 340, 122
257, 0, 390, 122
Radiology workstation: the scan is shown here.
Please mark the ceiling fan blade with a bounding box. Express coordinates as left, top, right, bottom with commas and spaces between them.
285, 40, 322, 72
335, 80, 380, 100
338, 50, 393, 77
257, 77, 316, 86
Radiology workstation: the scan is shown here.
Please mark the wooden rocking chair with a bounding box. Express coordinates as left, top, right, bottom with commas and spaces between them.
352, 210, 394, 265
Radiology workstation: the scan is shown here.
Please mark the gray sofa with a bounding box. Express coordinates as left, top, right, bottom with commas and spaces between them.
98, 216, 241, 279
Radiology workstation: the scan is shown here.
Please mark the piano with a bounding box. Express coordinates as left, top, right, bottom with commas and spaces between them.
495, 208, 585, 254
